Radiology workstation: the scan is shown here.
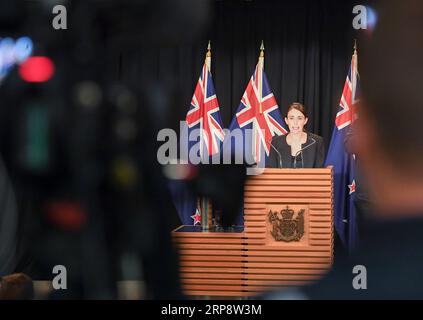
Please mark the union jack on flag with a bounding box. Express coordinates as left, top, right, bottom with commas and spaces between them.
185, 57, 225, 157
335, 53, 359, 130
229, 58, 287, 164
325, 50, 360, 250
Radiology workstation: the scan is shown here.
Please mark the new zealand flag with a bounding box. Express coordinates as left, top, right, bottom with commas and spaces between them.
325, 51, 359, 250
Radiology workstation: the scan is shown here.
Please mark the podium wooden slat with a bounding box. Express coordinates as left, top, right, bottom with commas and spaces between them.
180, 267, 243, 274
180, 255, 245, 262
180, 261, 244, 268
244, 274, 320, 281
180, 273, 244, 280
183, 279, 244, 285
244, 256, 330, 263
246, 245, 331, 251
246, 180, 331, 186
246, 250, 331, 257
186, 290, 254, 297
176, 244, 245, 250
179, 249, 243, 256
174, 238, 244, 244
173, 167, 334, 297
245, 268, 328, 275
245, 186, 332, 192
182, 284, 245, 291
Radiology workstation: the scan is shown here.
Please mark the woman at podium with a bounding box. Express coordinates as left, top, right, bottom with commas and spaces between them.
267, 103, 325, 168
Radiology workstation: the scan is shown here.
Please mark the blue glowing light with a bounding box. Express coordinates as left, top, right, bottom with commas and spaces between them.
0, 36, 34, 82
366, 6, 378, 31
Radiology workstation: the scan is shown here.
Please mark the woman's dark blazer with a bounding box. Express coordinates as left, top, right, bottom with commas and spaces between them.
267, 132, 325, 168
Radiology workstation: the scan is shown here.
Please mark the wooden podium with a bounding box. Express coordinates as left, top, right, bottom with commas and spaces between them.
172, 167, 334, 297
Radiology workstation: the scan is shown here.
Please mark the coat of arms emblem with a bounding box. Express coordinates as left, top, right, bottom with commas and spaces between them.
268, 206, 305, 242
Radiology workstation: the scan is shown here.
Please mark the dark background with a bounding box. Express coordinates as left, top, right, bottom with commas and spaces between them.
119, 0, 357, 148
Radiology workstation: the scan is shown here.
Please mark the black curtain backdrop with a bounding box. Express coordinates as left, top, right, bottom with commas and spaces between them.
118, 0, 357, 149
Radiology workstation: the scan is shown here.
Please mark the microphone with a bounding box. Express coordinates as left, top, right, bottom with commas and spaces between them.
269, 142, 283, 169
294, 137, 316, 169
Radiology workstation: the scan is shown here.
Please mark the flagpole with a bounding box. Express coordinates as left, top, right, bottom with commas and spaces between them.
353, 39, 357, 56
201, 41, 211, 231
259, 40, 264, 114
206, 40, 211, 71
353, 39, 358, 76
353, 39, 358, 71
352, 40, 358, 122
199, 42, 211, 161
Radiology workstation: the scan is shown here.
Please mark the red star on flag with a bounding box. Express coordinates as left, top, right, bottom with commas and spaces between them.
191, 209, 201, 226
348, 179, 356, 195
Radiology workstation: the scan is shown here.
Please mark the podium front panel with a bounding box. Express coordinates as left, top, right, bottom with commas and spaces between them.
243, 168, 333, 294
172, 168, 334, 297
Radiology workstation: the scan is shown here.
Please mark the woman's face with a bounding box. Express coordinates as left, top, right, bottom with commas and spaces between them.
285, 108, 308, 134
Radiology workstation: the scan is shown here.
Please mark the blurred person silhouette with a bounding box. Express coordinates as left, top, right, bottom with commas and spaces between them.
0, 156, 19, 276
266, 0, 423, 299
0, 0, 33, 280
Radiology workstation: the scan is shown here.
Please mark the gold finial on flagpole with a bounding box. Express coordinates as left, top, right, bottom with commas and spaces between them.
353, 39, 358, 56
206, 40, 212, 70
207, 40, 211, 58
260, 40, 265, 58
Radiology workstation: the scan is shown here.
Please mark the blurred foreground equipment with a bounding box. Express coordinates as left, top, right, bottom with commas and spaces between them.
0, 273, 34, 300
0, 0, 212, 299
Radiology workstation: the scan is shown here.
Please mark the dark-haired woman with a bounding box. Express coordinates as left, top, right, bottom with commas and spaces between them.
267, 103, 325, 168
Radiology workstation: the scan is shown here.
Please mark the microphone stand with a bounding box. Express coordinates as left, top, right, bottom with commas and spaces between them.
269, 143, 283, 169
294, 138, 316, 169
